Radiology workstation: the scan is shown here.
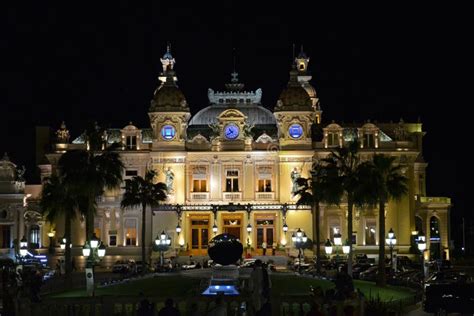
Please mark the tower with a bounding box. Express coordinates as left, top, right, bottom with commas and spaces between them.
295, 46, 322, 123
274, 65, 316, 149
149, 66, 190, 150
158, 44, 177, 85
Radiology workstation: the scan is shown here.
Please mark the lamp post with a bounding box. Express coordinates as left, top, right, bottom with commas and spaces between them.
333, 231, 342, 261
47, 231, 56, 255
291, 228, 307, 274
155, 230, 171, 268
82, 233, 106, 296
417, 230, 427, 284
342, 239, 350, 257
325, 239, 333, 258
385, 228, 397, 272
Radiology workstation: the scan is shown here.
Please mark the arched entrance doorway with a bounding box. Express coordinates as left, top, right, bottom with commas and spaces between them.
429, 216, 441, 260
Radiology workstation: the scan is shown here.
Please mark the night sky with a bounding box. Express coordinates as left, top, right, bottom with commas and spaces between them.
1, 4, 470, 250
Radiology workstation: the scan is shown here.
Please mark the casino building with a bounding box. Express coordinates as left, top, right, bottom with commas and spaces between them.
1, 46, 451, 265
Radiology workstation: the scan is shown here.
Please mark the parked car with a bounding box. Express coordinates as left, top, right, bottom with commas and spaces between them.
423, 270, 474, 314
112, 260, 128, 273
359, 266, 392, 282
352, 262, 373, 279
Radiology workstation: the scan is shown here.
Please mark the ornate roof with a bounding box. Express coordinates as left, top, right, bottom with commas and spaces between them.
275, 66, 312, 112
149, 70, 189, 112
189, 103, 276, 126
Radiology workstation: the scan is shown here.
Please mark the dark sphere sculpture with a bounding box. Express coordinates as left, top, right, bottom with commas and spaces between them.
208, 234, 243, 265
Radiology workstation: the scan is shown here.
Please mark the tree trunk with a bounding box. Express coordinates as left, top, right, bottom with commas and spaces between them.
377, 201, 386, 286
315, 202, 321, 274
86, 198, 94, 241
347, 196, 353, 277
141, 203, 146, 274
64, 210, 72, 281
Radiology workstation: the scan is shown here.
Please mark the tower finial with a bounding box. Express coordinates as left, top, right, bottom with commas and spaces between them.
292, 43, 295, 62
300, 44, 304, 53
232, 47, 236, 73
167, 42, 171, 53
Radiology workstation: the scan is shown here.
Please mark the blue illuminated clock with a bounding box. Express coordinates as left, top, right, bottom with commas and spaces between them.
224, 124, 240, 140
161, 125, 176, 140
288, 124, 303, 139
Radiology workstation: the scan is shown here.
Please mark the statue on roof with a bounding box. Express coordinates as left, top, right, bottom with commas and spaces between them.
16, 165, 26, 182
55, 121, 70, 143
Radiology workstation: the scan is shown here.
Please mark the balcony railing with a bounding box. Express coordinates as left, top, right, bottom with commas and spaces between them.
223, 192, 242, 201
255, 192, 275, 200
190, 192, 210, 201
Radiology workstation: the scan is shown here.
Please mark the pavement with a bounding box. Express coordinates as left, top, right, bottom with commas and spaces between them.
405, 303, 469, 316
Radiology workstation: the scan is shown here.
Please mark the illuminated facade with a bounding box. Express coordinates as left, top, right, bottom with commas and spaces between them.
2, 47, 451, 265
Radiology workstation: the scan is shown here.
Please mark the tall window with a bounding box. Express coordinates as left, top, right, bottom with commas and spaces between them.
30, 225, 40, 248
328, 219, 341, 242
365, 219, 376, 245
193, 179, 207, 192
363, 133, 375, 148
124, 219, 137, 246
126, 135, 137, 150
0, 225, 10, 248
258, 179, 272, 192
225, 170, 239, 192
327, 133, 339, 147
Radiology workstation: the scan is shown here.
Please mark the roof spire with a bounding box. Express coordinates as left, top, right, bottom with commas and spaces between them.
232, 47, 236, 73
292, 43, 296, 62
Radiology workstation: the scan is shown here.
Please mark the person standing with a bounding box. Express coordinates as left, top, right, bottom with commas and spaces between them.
272, 242, 277, 256
261, 241, 267, 256
249, 259, 271, 314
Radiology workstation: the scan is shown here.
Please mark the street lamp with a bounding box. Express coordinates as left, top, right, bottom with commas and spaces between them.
82, 233, 106, 296
48, 231, 56, 254
333, 231, 342, 260
325, 239, 333, 258
417, 230, 427, 283
60, 236, 67, 250
155, 231, 171, 268
292, 228, 307, 274
246, 223, 252, 233
283, 223, 288, 233
385, 228, 397, 272
176, 224, 182, 234
342, 239, 350, 256
212, 223, 218, 234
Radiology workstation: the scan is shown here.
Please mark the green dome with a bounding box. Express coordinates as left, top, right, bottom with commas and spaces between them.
149, 70, 189, 112
275, 67, 312, 111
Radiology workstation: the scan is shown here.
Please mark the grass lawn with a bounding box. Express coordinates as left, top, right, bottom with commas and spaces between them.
50, 274, 415, 303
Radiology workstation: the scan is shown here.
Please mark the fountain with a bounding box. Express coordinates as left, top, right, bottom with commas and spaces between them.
202, 233, 243, 296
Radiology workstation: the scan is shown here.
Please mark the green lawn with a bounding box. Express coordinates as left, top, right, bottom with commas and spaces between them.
50, 274, 415, 303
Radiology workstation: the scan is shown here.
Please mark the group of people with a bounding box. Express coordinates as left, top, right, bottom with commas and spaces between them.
136, 258, 273, 316
260, 242, 278, 256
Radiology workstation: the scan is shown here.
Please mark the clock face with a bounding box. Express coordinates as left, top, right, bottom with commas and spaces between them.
161, 125, 176, 140
288, 124, 303, 139
224, 124, 240, 140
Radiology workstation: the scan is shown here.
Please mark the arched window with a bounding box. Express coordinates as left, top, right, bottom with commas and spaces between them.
30, 225, 40, 248
415, 216, 423, 233
429, 216, 441, 260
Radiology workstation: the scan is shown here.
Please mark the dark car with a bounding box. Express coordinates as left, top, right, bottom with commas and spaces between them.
352, 262, 373, 279
112, 260, 128, 273
423, 270, 474, 314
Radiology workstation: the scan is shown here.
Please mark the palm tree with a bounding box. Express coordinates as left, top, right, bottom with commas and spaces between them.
360, 154, 408, 286
121, 170, 168, 273
40, 175, 80, 279
58, 148, 124, 240
295, 162, 342, 274
324, 141, 366, 277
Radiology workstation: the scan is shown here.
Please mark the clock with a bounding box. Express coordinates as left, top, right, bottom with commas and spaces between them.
224, 124, 240, 140
161, 125, 176, 140
288, 124, 303, 139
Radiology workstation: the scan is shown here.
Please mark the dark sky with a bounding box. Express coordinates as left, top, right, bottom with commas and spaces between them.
1, 4, 470, 247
